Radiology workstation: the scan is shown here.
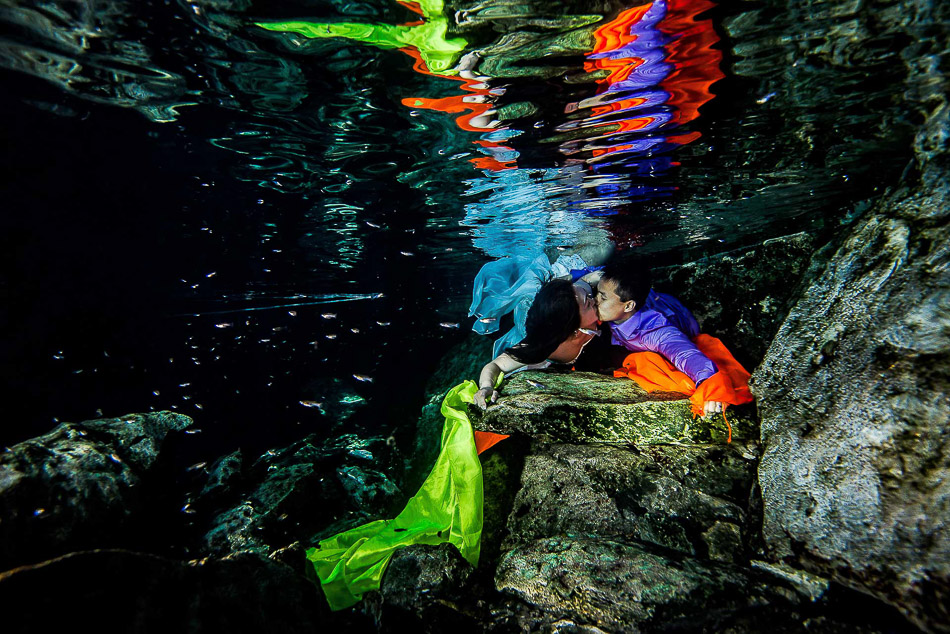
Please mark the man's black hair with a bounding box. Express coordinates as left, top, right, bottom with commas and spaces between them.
600, 255, 652, 311
506, 279, 578, 365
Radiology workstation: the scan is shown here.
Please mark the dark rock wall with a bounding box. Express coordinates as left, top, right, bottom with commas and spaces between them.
751, 10, 950, 630
0, 412, 191, 571
655, 232, 820, 368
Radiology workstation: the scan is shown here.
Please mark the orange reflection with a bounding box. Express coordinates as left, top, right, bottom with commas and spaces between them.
399, 48, 516, 171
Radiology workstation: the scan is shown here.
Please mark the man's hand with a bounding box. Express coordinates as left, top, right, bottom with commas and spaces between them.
474, 387, 498, 410
580, 269, 604, 286
703, 400, 725, 417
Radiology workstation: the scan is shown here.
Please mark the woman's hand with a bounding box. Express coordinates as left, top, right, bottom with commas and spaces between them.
475, 353, 523, 410
703, 400, 725, 417
474, 387, 498, 410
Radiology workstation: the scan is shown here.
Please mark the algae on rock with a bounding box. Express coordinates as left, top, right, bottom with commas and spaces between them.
475, 370, 754, 445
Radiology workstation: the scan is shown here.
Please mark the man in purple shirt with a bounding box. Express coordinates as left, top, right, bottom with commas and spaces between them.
593, 258, 725, 416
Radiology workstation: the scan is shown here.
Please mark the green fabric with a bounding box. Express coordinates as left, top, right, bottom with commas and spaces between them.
306, 380, 483, 610
254, 0, 468, 76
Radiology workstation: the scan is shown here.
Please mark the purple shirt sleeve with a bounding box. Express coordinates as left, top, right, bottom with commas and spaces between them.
638, 323, 718, 385
611, 303, 718, 385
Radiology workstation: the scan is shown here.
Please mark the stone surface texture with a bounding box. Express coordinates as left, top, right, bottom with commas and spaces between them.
200, 433, 401, 561
752, 43, 950, 634
495, 537, 802, 632
0, 411, 191, 570
503, 443, 759, 562
475, 370, 753, 445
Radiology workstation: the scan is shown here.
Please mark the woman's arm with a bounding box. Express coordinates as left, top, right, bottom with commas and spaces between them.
474, 353, 525, 410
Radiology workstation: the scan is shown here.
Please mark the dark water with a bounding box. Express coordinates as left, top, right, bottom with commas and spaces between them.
0, 0, 919, 453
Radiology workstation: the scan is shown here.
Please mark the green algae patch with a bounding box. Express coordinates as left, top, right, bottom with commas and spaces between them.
474, 371, 757, 445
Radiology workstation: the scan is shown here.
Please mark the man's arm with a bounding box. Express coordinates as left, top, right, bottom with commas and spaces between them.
641, 325, 718, 386
474, 353, 525, 409
642, 326, 725, 417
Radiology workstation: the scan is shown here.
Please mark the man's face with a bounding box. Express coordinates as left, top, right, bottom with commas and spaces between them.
596, 278, 635, 323
573, 284, 600, 330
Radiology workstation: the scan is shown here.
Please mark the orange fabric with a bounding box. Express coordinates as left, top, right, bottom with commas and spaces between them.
613, 334, 753, 418
473, 430, 509, 455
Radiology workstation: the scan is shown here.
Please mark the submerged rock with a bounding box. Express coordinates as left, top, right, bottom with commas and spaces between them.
0, 411, 191, 570
752, 76, 950, 633
503, 442, 759, 563
496, 537, 796, 632
365, 543, 479, 632
200, 433, 401, 561
0, 548, 367, 634
476, 370, 754, 445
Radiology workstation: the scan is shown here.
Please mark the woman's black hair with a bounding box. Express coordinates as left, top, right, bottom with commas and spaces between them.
506, 279, 579, 364
600, 255, 652, 311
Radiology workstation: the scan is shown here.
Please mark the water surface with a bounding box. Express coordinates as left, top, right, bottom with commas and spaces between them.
0, 0, 918, 452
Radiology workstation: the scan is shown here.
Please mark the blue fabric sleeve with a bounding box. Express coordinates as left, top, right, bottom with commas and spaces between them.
569, 265, 604, 282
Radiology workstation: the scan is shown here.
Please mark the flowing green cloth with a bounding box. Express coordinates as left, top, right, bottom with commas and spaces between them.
254, 0, 468, 76
306, 380, 483, 610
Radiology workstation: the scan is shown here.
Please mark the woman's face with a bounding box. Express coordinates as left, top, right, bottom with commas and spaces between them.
547, 284, 600, 364
573, 283, 599, 330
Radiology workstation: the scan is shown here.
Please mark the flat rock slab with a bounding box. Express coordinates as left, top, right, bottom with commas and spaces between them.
474, 371, 755, 445
496, 536, 794, 632
504, 443, 759, 562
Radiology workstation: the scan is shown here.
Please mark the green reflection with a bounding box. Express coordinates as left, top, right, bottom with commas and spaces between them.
254, 0, 467, 76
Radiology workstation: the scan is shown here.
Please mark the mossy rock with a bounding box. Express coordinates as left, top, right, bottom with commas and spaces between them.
473, 371, 757, 445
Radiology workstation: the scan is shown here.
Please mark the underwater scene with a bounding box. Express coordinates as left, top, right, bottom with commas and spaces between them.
1, 0, 947, 631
